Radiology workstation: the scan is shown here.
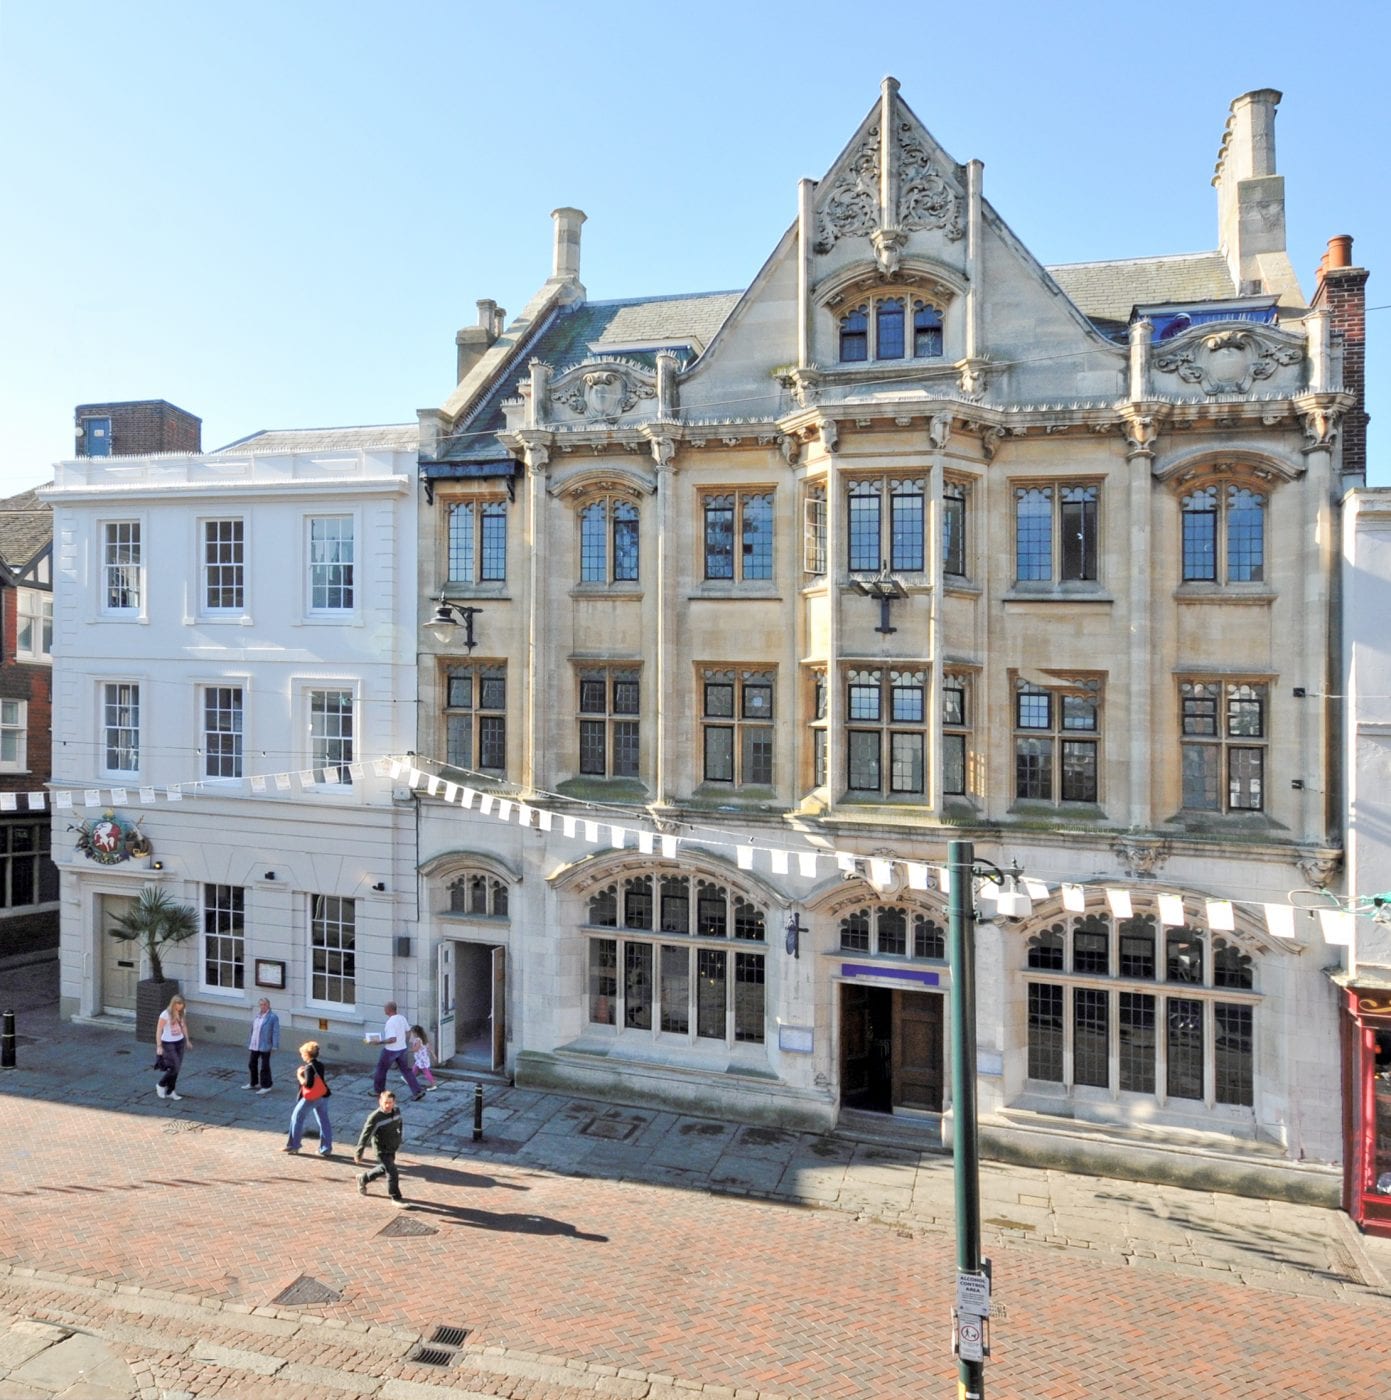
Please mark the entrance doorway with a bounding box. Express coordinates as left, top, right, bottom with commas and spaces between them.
840, 982, 944, 1113
100, 893, 138, 1015
438, 940, 506, 1071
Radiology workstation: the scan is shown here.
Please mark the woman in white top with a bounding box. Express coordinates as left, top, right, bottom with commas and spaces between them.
155, 995, 192, 1101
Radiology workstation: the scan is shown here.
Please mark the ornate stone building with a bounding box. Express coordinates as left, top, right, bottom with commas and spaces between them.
409, 80, 1366, 1196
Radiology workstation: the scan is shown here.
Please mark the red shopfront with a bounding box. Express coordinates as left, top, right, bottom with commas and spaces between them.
1339, 980, 1391, 1236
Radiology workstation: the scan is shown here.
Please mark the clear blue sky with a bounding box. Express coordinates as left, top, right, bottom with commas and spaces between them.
2, 1, 1386, 492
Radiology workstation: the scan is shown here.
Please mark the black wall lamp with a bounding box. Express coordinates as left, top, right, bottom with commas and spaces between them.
784, 911, 806, 959
426, 595, 482, 651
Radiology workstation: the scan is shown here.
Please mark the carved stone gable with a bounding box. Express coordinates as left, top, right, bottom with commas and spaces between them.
814, 129, 881, 254
1153, 325, 1303, 396
549, 359, 658, 426
896, 123, 963, 241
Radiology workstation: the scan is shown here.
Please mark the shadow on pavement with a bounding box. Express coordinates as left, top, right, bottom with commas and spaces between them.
401, 1197, 609, 1241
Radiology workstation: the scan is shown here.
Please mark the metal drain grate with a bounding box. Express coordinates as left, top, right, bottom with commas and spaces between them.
377, 1214, 438, 1237
578, 1113, 643, 1142
272, 1274, 343, 1305
405, 1324, 470, 1367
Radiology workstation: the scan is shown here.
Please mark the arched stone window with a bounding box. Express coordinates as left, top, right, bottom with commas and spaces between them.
584, 868, 768, 1045
447, 872, 509, 918
838, 905, 939, 958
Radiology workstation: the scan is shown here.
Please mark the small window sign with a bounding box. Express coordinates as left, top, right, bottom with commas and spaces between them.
778, 1024, 814, 1054
254, 958, 286, 990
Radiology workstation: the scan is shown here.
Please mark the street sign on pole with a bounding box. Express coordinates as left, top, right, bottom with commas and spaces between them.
957, 1270, 991, 1317
954, 1312, 985, 1363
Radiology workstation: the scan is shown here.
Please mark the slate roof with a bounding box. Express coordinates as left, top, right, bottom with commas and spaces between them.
212, 424, 419, 455
0, 487, 53, 571
1046, 252, 1236, 326
435, 293, 741, 465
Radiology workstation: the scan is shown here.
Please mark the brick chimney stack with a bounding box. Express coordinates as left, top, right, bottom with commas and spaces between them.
1312, 233, 1370, 486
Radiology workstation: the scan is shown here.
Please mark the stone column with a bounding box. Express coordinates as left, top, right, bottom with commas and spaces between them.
965, 160, 984, 367
1128, 319, 1152, 402
521, 438, 551, 796
797, 179, 816, 370
648, 433, 678, 805
1123, 414, 1159, 825
822, 421, 843, 814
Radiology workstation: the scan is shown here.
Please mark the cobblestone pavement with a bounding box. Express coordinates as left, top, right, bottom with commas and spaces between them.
4, 962, 1391, 1397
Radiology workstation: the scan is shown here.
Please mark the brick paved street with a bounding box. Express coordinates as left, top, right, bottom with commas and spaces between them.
4, 960, 1391, 1397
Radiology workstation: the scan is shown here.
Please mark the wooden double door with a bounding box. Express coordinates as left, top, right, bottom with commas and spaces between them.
840, 983, 944, 1113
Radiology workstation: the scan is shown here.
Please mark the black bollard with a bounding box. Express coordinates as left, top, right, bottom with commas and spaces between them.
472, 1081, 484, 1141
1, 1009, 15, 1070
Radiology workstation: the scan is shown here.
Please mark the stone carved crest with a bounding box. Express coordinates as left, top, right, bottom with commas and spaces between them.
896, 124, 963, 241
550, 360, 657, 425
1297, 850, 1342, 891
1153, 325, 1303, 396
814, 130, 881, 253
1111, 836, 1170, 881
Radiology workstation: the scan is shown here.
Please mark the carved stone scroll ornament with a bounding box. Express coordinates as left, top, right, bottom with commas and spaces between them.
1153, 326, 1303, 396
550, 362, 657, 425
896, 124, 964, 241
1297, 851, 1343, 891
1299, 404, 1342, 453
928, 412, 952, 451
813, 130, 881, 254
1111, 836, 1171, 881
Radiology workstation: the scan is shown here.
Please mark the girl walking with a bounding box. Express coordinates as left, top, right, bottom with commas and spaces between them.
154, 995, 192, 1100
409, 1025, 437, 1090
284, 1041, 334, 1156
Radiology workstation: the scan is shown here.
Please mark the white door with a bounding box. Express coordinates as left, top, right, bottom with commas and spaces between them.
437, 940, 456, 1062
101, 894, 138, 1013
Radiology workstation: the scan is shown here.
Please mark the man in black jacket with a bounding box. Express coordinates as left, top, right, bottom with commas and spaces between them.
355, 1090, 406, 1203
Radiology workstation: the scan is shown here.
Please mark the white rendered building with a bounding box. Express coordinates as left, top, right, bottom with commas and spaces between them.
46, 426, 420, 1063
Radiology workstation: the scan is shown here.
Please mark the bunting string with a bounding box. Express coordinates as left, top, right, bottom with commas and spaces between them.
43, 752, 1358, 949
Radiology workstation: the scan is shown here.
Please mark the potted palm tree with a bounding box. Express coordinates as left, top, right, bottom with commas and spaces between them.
108, 885, 199, 1041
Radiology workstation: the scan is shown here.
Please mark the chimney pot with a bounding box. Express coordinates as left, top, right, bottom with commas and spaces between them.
1327, 234, 1354, 270
477, 298, 497, 331
551, 206, 586, 282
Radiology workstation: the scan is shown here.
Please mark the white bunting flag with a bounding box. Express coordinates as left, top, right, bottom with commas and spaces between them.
460, 787, 477, 809
388, 760, 404, 780
1061, 883, 1086, 912
83, 790, 102, 808
736, 845, 754, 870
1023, 878, 1050, 903
905, 861, 929, 891
836, 852, 858, 875
479, 793, 495, 816
406, 768, 423, 789
517, 804, 533, 828
1106, 888, 1133, 918
1264, 903, 1296, 940
608, 825, 626, 849
496, 800, 513, 823
349, 762, 365, 779
251, 775, 267, 793
443, 782, 458, 804
0, 794, 15, 812
1206, 899, 1235, 932
1318, 908, 1355, 946
323, 767, 341, 787
638, 830, 654, 856
294, 770, 311, 787
798, 851, 818, 879
537, 809, 553, 832
275, 774, 292, 792
937, 866, 952, 895
1157, 893, 1186, 927
582, 820, 600, 844
868, 858, 893, 891
426, 776, 441, 797
661, 834, 678, 859
28, 792, 46, 811
110, 788, 129, 805
561, 814, 578, 839
56, 791, 73, 811
165, 786, 182, 802
770, 848, 789, 876
139, 787, 156, 805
